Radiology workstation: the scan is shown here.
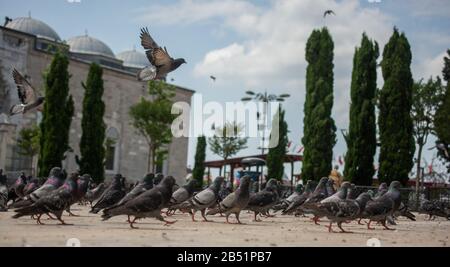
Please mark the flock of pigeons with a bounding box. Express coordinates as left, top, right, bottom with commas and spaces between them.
1, 168, 449, 232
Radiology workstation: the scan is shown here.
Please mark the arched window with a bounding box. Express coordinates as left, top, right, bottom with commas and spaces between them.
105, 127, 119, 172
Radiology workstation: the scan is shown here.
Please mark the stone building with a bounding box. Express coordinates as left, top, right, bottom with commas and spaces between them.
0, 16, 194, 183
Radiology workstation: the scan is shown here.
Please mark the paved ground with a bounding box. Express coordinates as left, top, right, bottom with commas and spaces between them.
0, 205, 449, 247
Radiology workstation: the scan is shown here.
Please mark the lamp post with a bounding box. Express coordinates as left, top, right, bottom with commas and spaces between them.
241, 90, 290, 190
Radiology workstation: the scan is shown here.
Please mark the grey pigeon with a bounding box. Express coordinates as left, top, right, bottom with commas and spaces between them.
23, 178, 39, 196
168, 179, 197, 212
10, 167, 65, 209
218, 181, 234, 202
0, 170, 8, 211
272, 184, 304, 212
102, 176, 177, 229
90, 174, 126, 213
325, 178, 336, 196
178, 176, 224, 222
206, 176, 252, 224
84, 182, 106, 207
362, 181, 402, 230
374, 183, 388, 199
137, 27, 186, 81
281, 181, 315, 215
12, 173, 28, 199
9, 69, 44, 116
12, 173, 78, 225
246, 179, 280, 221
66, 174, 91, 216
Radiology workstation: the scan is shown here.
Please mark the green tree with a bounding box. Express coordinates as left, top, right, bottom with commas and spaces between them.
266, 108, 289, 181
192, 135, 207, 189
208, 122, 248, 177
434, 49, 450, 170
302, 27, 337, 181
378, 28, 415, 185
38, 50, 74, 178
344, 33, 379, 185
17, 125, 40, 176
76, 63, 106, 183
129, 80, 176, 173
411, 77, 445, 206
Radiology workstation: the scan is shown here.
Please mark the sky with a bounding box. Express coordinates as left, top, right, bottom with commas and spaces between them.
1, 0, 449, 177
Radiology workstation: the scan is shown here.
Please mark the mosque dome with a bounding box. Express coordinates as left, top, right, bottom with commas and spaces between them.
67, 34, 115, 58
5, 16, 61, 41
116, 49, 148, 68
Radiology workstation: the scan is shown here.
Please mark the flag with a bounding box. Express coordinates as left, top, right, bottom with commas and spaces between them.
297, 146, 304, 153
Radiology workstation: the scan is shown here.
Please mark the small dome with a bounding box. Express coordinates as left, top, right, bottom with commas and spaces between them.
116, 49, 148, 68
5, 17, 61, 41
67, 35, 115, 58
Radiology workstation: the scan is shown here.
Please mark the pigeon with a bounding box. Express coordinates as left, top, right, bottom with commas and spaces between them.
323, 10, 335, 18
167, 179, 197, 212
0, 171, 8, 211
178, 176, 224, 222
102, 176, 177, 228
137, 27, 186, 81
218, 181, 234, 203
9, 69, 44, 116
206, 176, 252, 224
12, 172, 28, 199
325, 178, 336, 196
10, 167, 65, 209
22, 178, 40, 196
246, 179, 280, 221
153, 173, 164, 186
362, 181, 402, 230
419, 200, 450, 220
66, 174, 91, 216
84, 182, 106, 207
281, 180, 315, 215
12, 173, 79, 225
374, 183, 388, 199
90, 174, 126, 214
210, 75, 216, 82
272, 184, 304, 212
387, 202, 416, 225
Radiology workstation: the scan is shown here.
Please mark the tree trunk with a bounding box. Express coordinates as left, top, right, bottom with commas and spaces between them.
152, 147, 157, 173
147, 145, 152, 173
415, 142, 423, 210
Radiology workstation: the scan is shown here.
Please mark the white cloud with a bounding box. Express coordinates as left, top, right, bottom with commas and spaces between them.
414, 51, 447, 80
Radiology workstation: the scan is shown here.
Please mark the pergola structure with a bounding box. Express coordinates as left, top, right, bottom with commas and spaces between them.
203, 154, 303, 186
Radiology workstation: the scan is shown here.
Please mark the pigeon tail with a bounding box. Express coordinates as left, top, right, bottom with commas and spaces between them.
9, 198, 33, 209
9, 104, 25, 116
12, 205, 42, 218
101, 205, 127, 221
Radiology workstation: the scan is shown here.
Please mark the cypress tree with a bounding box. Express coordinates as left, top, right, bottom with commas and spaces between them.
344, 33, 379, 185
76, 63, 106, 183
267, 108, 288, 181
192, 135, 207, 189
378, 28, 415, 185
435, 50, 450, 169
301, 27, 336, 181
38, 50, 74, 177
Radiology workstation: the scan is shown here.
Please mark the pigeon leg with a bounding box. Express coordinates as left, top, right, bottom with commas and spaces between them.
235, 213, 244, 225
57, 215, 72, 225
190, 210, 198, 222
225, 214, 232, 224
46, 213, 56, 220
200, 209, 211, 222
253, 212, 262, 222
67, 210, 79, 217
36, 214, 45, 225
126, 215, 131, 223
381, 220, 395, 231
129, 217, 139, 229
337, 222, 353, 233
367, 220, 375, 230
326, 222, 335, 233
357, 218, 365, 225
311, 216, 321, 225
156, 213, 177, 226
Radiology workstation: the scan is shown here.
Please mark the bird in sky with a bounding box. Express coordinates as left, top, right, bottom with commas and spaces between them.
210, 75, 216, 82
323, 10, 335, 18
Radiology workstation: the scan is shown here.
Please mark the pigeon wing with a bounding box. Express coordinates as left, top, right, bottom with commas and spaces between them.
12, 69, 38, 104
140, 27, 172, 67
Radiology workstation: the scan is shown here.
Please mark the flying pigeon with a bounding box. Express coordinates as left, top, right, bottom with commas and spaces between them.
102, 176, 177, 229
210, 75, 216, 82
362, 181, 402, 230
178, 176, 224, 222
9, 69, 45, 116
272, 184, 304, 212
90, 174, 126, 214
0, 171, 8, 211
84, 182, 106, 207
206, 176, 251, 224
246, 179, 280, 221
323, 10, 335, 18
10, 167, 65, 209
137, 27, 186, 81
12, 173, 79, 225
167, 179, 197, 214
281, 181, 315, 215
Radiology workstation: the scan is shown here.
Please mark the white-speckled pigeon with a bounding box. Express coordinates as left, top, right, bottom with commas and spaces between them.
101, 176, 177, 229
178, 176, 224, 222
12, 173, 79, 225
206, 176, 251, 224
90, 174, 126, 213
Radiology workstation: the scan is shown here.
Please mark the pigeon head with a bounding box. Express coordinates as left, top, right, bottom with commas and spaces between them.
238, 175, 251, 189
389, 181, 402, 190
113, 174, 123, 182
265, 179, 279, 191
355, 192, 372, 209
154, 173, 164, 185
346, 183, 359, 200
143, 173, 155, 184
210, 176, 225, 192
158, 175, 176, 191
49, 167, 63, 179
295, 184, 304, 193
184, 179, 197, 193
378, 182, 387, 190
77, 174, 91, 196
